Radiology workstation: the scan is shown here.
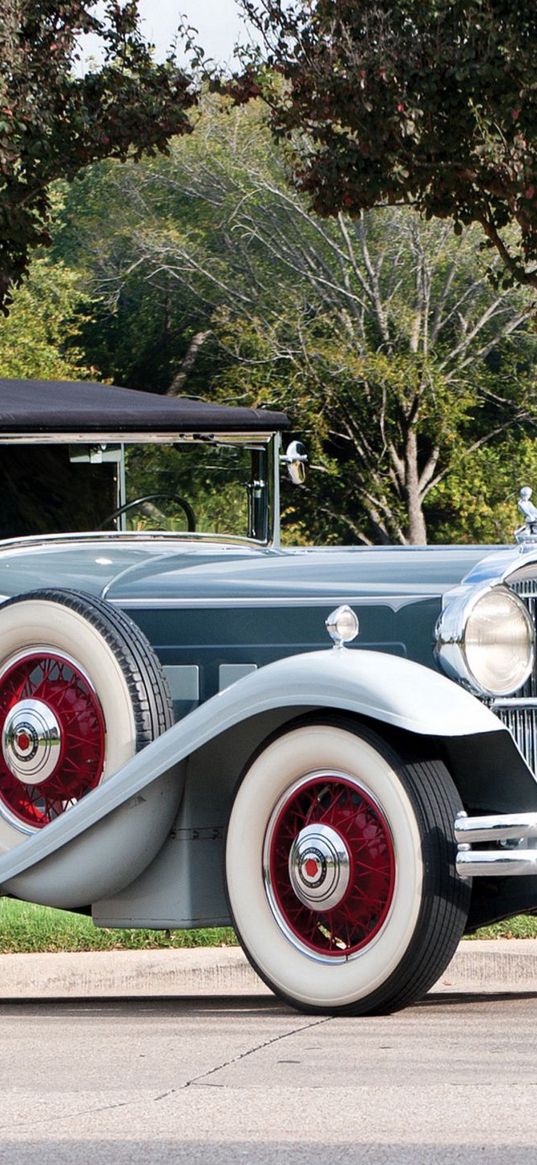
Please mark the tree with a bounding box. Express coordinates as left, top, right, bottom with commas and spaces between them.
0, 255, 94, 379
429, 435, 537, 543
55, 99, 537, 544
237, 0, 537, 292
0, 0, 196, 311
51, 156, 220, 396
0, 255, 109, 535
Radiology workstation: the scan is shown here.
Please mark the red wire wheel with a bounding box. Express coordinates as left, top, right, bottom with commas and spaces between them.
264, 773, 396, 958
0, 651, 105, 830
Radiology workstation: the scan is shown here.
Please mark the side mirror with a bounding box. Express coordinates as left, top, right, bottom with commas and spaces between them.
282, 440, 308, 485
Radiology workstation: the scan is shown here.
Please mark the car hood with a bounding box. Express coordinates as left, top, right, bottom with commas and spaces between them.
0, 535, 515, 605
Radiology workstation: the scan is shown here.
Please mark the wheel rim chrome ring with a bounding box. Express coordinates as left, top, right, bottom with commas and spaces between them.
263, 770, 396, 964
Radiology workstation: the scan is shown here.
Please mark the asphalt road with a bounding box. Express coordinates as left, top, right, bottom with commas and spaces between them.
0, 988, 536, 1163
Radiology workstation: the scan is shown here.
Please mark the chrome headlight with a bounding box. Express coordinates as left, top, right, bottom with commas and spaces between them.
436, 584, 534, 697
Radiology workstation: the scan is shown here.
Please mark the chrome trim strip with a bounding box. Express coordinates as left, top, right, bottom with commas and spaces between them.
110, 596, 412, 612
273, 432, 281, 550
456, 850, 537, 877
455, 811, 537, 843
0, 432, 274, 446
491, 698, 537, 708
0, 531, 273, 554
455, 811, 537, 877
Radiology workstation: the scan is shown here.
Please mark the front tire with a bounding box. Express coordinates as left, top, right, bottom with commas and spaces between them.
226, 719, 469, 1015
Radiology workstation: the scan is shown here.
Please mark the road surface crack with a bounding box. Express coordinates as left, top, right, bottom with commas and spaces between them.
170, 1015, 333, 1093
0, 1019, 335, 1129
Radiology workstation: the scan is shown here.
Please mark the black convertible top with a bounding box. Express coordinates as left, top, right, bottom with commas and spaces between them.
0, 379, 290, 436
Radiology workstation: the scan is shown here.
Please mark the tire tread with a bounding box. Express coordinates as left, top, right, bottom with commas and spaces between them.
0, 588, 173, 753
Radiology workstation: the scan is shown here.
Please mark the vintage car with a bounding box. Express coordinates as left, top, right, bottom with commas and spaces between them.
1, 376, 537, 1017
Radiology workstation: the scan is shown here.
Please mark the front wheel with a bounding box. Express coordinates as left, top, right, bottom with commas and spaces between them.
226, 719, 470, 1015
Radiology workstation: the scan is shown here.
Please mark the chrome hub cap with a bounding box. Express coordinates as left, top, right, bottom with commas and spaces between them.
289, 823, 351, 911
2, 699, 62, 785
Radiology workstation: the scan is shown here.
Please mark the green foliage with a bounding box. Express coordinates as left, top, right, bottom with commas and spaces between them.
3, 897, 537, 950
0, 0, 196, 311
124, 443, 251, 537
470, 915, 537, 940
53, 97, 537, 544
0, 898, 236, 952
53, 155, 219, 392
214, 308, 537, 545
0, 257, 94, 379
238, 1, 537, 291
429, 437, 537, 543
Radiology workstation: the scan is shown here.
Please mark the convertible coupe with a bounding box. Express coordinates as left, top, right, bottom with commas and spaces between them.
1, 376, 536, 1016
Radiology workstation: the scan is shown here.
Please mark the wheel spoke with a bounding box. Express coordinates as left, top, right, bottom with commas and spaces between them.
0, 651, 105, 829
266, 773, 395, 958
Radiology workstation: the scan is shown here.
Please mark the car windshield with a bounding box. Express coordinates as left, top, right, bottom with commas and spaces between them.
0, 440, 268, 542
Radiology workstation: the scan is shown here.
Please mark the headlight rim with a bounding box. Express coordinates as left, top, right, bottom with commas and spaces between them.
436, 581, 535, 698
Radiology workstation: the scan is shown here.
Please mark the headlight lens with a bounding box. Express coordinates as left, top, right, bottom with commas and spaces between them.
463, 587, 531, 694
462, 588, 533, 695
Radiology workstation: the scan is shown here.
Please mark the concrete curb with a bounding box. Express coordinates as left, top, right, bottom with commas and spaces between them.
0, 947, 265, 999
437, 939, 537, 992
0, 940, 537, 1000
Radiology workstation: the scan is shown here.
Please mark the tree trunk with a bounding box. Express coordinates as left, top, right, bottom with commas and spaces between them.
404, 429, 428, 544
167, 331, 211, 395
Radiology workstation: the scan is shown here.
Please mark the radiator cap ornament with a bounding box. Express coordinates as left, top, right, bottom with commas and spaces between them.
516, 486, 537, 545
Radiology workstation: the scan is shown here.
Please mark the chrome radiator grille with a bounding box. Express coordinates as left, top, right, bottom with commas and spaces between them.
493, 577, 537, 775
491, 703, 537, 776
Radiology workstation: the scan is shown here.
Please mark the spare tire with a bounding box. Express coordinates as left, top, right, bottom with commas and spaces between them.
0, 588, 173, 852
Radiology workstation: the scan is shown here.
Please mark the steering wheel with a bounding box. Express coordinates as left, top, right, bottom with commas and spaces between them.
100, 493, 196, 532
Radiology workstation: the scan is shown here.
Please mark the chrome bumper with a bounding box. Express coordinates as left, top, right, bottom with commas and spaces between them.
455, 811, 537, 877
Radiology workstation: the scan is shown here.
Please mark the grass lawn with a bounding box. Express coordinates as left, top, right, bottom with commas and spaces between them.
0, 898, 536, 953
0, 898, 236, 954
466, 915, 537, 940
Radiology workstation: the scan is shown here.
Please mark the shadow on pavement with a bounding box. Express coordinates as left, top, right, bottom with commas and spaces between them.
0, 1143, 535, 1164
1, 988, 537, 1018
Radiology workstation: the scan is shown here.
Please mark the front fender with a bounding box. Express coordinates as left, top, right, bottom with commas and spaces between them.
0, 648, 511, 907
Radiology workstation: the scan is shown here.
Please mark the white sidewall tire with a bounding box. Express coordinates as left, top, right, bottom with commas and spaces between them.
0, 597, 137, 851
226, 723, 424, 1011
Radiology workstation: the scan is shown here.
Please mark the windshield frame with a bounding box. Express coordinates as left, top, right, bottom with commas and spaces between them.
0, 431, 282, 549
